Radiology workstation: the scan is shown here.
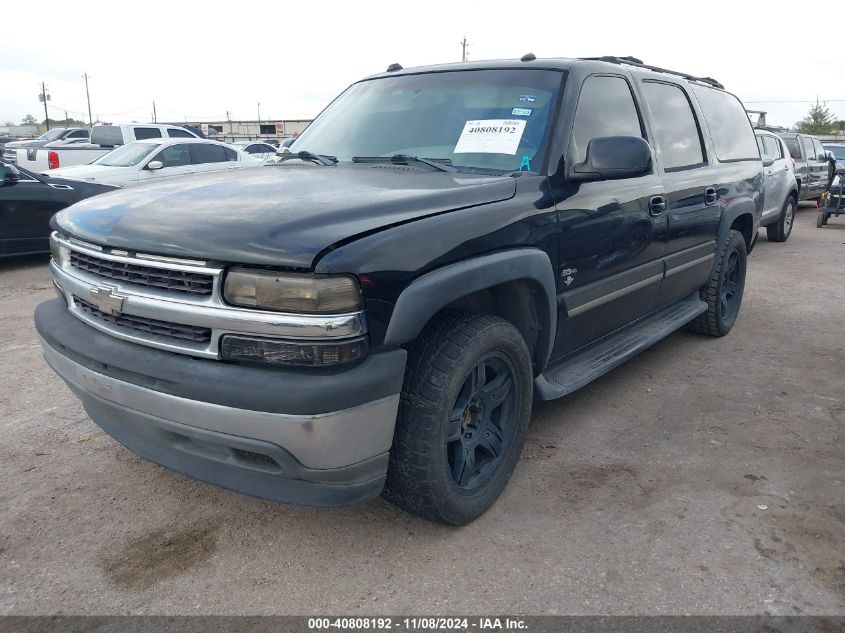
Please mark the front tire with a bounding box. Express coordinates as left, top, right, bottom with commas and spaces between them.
687, 229, 747, 337
766, 196, 795, 242
383, 312, 532, 525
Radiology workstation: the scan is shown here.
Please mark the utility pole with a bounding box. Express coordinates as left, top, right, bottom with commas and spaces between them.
152, 101, 157, 123
257, 102, 261, 126
64, 110, 69, 126
39, 82, 51, 130
83, 72, 93, 126
461, 36, 468, 62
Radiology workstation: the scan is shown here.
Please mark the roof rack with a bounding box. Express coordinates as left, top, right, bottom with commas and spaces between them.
581, 56, 725, 90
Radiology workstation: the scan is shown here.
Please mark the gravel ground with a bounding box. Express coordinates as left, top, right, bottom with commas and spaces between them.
0, 203, 843, 615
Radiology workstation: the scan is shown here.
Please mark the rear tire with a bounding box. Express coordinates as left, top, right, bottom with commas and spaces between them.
766, 196, 796, 242
383, 312, 532, 525
687, 229, 747, 337
817, 212, 826, 228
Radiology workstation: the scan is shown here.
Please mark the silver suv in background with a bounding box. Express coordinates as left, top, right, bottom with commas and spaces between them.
777, 132, 830, 202
756, 130, 798, 242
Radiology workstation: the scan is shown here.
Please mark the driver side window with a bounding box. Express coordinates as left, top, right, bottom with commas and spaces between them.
153, 144, 191, 168
571, 75, 644, 164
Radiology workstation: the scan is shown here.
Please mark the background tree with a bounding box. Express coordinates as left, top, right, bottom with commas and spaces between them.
794, 101, 836, 134
41, 117, 85, 127
20, 114, 37, 125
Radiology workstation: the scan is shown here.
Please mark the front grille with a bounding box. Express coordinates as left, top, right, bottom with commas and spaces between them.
3, 149, 17, 163
73, 295, 212, 343
70, 250, 214, 296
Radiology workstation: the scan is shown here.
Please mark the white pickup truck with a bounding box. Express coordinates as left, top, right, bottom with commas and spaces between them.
16, 123, 200, 173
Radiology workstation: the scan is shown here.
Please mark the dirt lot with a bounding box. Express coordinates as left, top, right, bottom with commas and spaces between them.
0, 204, 843, 615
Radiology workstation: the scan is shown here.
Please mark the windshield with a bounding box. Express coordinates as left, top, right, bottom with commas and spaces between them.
94, 142, 159, 167
292, 69, 563, 172
38, 129, 66, 142
825, 145, 845, 159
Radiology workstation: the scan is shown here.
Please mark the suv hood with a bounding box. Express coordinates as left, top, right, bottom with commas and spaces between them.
54, 165, 516, 268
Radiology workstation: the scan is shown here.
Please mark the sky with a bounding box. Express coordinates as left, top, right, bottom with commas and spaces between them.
2, 0, 844, 129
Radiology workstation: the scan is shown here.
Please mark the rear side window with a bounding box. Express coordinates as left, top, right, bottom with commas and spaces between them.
691, 86, 758, 161
90, 125, 124, 146
783, 137, 802, 160
68, 129, 89, 139
167, 128, 195, 138
641, 81, 705, 171
134, 127, 163, 140
571, 75, 643, 163
190, 143, 228, 164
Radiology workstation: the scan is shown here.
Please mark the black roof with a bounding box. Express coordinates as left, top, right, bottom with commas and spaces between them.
366, 55, 724, 91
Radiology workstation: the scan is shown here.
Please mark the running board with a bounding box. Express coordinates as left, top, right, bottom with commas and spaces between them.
534, 293, 707, 401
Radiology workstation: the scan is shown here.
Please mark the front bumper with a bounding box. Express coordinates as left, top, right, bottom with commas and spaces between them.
35, 299, 407, 507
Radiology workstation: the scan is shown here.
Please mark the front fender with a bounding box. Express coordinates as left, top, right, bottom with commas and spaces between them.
383, 249, 558, 372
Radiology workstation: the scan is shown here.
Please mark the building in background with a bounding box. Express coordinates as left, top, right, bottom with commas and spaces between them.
170, 119, 312, 140
0, 124, 39, 138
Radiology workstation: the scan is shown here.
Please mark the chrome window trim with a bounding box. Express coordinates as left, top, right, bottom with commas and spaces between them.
50, 233, 368, 358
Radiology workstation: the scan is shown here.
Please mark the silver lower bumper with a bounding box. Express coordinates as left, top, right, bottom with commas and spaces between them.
41, 338, 400, 471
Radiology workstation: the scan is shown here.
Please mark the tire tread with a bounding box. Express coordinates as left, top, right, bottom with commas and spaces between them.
383, 311, 530, 525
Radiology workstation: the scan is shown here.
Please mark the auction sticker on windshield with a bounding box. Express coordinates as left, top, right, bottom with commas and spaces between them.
454, 119, 526, 155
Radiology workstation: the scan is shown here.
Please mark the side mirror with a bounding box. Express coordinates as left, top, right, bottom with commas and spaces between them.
569, 136, 652, 182
147, 160, 163, 171
2, 163, 21, 186
762, 158, 775, 168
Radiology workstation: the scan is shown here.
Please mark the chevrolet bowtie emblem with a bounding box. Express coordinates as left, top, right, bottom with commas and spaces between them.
89, 284, 127, 316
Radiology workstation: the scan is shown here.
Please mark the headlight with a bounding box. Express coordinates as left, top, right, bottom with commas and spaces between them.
224, 268, 363, 313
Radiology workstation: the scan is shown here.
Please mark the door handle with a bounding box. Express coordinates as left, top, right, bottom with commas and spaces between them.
649, 195, 666, 216
704, 187, 718, 205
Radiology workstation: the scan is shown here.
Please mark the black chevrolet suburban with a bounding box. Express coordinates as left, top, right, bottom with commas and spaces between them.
35, 56, 763, 525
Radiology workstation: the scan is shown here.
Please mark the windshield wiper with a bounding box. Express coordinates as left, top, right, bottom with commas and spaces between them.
352, 154, 456, 173
275, 150, 337, 166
